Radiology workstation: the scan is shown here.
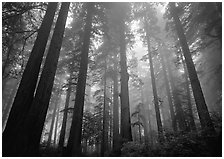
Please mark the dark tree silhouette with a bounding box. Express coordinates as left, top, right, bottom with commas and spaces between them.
3, 3, 58, 156
66, 3, 94, 156
12, 3, 70, 156
180, 52, 197, 131
116, 3, 133, 142
169, 2, 215, 133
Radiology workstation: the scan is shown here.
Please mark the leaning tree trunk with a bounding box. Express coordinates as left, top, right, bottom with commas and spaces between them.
145, 22, 163, 141
180, 52, 197, 131
2, 3, 57, 156
169, 2, 215, 133
66, 3, 94, 156
13, 3, 69, 156
112, 57, 120, 154
119, 12, 132, 143
159, 49, 177, 132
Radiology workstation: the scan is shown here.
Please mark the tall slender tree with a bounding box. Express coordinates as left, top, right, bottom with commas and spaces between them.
145, 22, 163, 141
47, 90, 60, 147
101, 59, 109, 156
166, 56, 187, 131
159, 48, 177, 131
112, 55, 120, 154
169, 2, 215, 133
66, 3, 94, 156
58, 73, 72, 149
3, 3, 58, 156
53, 104, 60, 146
115, 2, 132, 142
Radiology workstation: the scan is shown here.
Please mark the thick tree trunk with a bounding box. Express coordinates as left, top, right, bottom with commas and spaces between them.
145, 22, 163, 141
119, 15, 132, 143
66, 3, 94, 156
59, 74, 72, 149
159, 49, 177, 131
14, 3, 69, 156
112, 59, 120, 153
2, 3, 57, 156
169, 2, 215, 133
180, 53, 197, 131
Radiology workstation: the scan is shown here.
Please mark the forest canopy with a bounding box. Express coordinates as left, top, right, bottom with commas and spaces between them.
2, 2, 222, 157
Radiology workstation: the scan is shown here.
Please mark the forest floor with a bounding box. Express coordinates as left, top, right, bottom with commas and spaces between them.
40, 131, 222, 157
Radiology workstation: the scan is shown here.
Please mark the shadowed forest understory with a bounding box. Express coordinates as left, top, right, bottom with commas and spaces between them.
2, 2, 222, 157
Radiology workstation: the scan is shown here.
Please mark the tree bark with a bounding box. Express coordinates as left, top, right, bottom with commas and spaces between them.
169, 2, 215, 133
159, 49, 177, 131
47, 92, 60, 148
15, 3, 69, 156
66, 3, 94, 156
53, 105, 60, 146
119, 14, 132, 143
101, 59, 108, 156
58, 74, 72, 149
2, 3, 57, 156
180, 52, 197, 131
145, 22, 163, 141
112, 57, 120, 153
166, 58, 187, 131
140, 88, 150, 146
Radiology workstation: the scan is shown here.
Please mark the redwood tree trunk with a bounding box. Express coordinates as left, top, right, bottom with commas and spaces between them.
66, 3, 94, 156
2, 3, 57, 156
159, 49, 177, 131
166, 59, 187, 131
101, 60, 108, 156
15, 3, 69, 156
169, 2, 215, 133
180, 52, 196, 131
53, 105, 60, 146
112, 58, 120, 153
47, 92, 60, 148
119, 13, 132, 143
145, 22, 163, 141
59, 74, 72, 149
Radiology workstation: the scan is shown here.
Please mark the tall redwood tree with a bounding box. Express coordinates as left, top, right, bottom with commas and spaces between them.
3, 3, 58, 156
169, 2, 215, 133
